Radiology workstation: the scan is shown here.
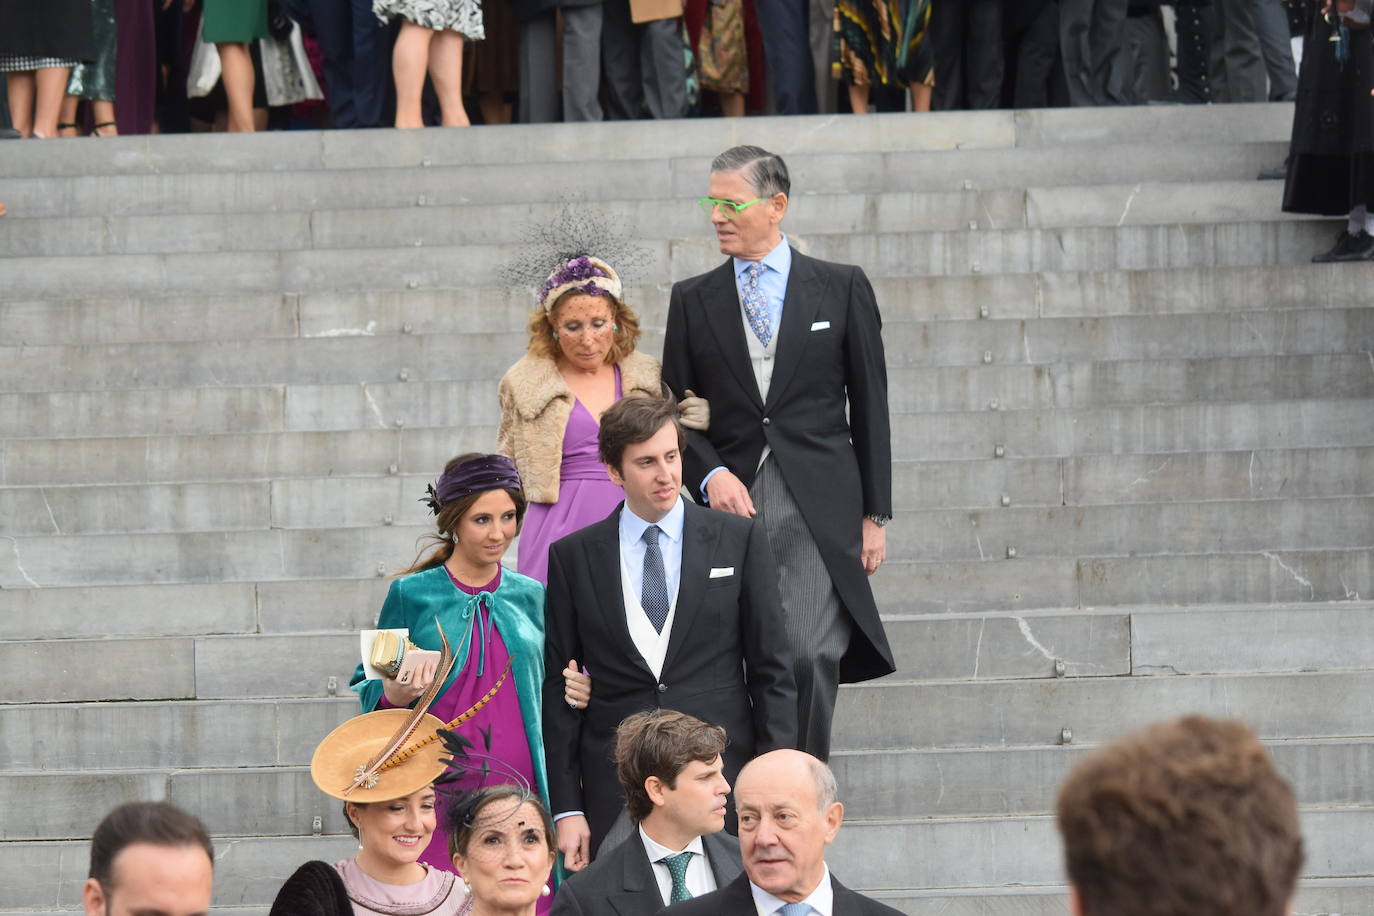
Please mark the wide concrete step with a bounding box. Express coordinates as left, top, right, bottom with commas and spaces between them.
0, 221, 1345, 301
0, 835, 356, 911
833, 670, 1374, 750
4, 445, 1371, 537
6, 307, 1369, 394
6, 353, 1367, 440
6, 396, 1370, 491
6, 732, 1370, 842
8, 263, 1369, 347
0, 104, 1293, 181
2, 496, 1371, 587
11, 601, 1371, 705
826, 806, 1371, 892
0, 181, 1309, 258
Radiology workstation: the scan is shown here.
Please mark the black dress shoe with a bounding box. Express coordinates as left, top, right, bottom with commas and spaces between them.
0, 127, 20, 140
1312, 230, 1374, 262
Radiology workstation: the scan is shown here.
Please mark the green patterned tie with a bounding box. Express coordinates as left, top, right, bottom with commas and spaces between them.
656, 851, 694, 903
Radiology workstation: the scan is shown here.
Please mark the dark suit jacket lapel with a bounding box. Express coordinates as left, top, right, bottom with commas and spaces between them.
700, 259, 764, 410
765, 248, 826, 412
607, 838, 661, 916
661, 503, 712, 675
589, 507, 654, 682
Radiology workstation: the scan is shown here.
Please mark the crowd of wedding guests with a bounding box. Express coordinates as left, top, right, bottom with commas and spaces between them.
0, 0, 1316, 139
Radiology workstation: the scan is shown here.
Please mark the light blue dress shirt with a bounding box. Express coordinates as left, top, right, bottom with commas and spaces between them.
618, 496, 685, 603
703, 235, 792, 497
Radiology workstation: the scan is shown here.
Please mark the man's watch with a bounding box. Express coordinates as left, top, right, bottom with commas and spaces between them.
864, 513, 891, 528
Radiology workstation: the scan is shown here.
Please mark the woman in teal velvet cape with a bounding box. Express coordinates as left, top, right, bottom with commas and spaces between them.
348, 453, 557, 878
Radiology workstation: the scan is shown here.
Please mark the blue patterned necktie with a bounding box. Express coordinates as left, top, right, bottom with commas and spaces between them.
778, 904, 812, 916
741, 260, 773, 347
656, 851, 694, 903
641, 525, 669, 632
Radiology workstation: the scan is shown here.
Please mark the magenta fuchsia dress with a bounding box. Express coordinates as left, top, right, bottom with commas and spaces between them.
516, 368, 626, 584
374, 570, 544, 913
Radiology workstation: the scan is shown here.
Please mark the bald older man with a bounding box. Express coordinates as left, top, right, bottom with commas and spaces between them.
665, 749, 900, 916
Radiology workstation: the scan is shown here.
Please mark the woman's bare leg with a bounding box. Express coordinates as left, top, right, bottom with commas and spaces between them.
217, 42, 256, 132
59, 94, 80, 136
910, 81, 931, 112
428, 29, 468, 125
719, 90, 745, 117
392, 20, 434, 127
92, 98, 119, 134
7, 71, 35, 136
847, 82, 869, 114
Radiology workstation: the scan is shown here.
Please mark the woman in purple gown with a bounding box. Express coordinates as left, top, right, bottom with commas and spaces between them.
498, 256, 708, 584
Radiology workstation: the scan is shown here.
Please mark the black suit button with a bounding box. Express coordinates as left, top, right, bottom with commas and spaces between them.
762, 417, 771, 426
657, 683, 667, 693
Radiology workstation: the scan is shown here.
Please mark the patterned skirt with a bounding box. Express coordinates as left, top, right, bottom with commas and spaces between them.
696, 0, 748, 95
833, 0, 931, 88
373, 0, 485, 38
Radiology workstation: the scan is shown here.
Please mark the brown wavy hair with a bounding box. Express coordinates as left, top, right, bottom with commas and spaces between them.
400, 453, 528, 576
1057, 715, 1303, 916
615, 710, 728, 823
524, 289, 642, 364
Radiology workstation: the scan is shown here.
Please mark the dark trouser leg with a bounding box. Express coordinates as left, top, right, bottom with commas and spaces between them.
351, 0, 390, 126
1251, 0, 1297, 99
966, 0, 1005, 108
1213, 0, 1265, 102
601, 0, 644, 119
1174, 1, 1214, 102
640, 16, 687, 118
307, 0, 357, 127
929, 0, 966, 109
1126, 8, 1170, 102
563, 3, 605, 121
1015, 1, 1061, 108
809, 0, 836, 112
1059, 0, 1095, 104
518, 12, 559, 123
752, 0, 817, 113
1090, 0, 1131, 103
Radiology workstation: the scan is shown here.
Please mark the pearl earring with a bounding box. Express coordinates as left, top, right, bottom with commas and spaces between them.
552, 330, 559, 340
541, 885, 551, 897
612, 324, 619, 332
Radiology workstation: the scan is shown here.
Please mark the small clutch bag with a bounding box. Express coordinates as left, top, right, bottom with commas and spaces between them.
369, 631, 420, 679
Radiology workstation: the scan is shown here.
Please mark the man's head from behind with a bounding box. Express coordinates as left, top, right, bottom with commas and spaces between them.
615, 710, 730, 846
599, 396, 684, 523
84, 801, 214, 916
1057, 715, 1303, 916
735, 749, 843, 903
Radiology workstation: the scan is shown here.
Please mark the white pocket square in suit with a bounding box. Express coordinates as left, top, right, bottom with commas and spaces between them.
709, 567, 735, 578
810, 320, 831, 331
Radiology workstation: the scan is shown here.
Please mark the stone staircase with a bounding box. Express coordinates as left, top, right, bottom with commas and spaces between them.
1, 103, 1372, 915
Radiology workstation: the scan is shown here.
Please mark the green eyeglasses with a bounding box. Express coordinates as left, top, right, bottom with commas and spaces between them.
697, 197, 765, 220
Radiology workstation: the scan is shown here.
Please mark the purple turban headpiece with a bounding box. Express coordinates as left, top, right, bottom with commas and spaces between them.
420, 455, 523, 516
538, 256, 623, 312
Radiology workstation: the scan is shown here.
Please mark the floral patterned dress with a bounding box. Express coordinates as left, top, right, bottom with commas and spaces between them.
373, 0, 484, 38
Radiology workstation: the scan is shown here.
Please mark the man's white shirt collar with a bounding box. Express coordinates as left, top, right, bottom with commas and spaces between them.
639, 823, 706, 861
749, 864, 833, 916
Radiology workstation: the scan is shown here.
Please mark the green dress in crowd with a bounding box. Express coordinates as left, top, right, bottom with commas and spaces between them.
68, 0, 116, 101
202, 0, 270, 43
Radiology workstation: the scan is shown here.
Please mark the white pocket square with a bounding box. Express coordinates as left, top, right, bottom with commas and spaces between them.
709, 567, 735, 579
810, 320, 831, 331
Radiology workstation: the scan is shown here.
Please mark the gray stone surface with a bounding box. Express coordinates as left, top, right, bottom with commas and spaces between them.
1078, 548, 1374, 606
256, 578, 390, 632
0, 481, 270, 536
0, 698, 354, 770
0, 526, 427, 588
0, 770, 167, 840
0, 582, 257, 640
194, 635, 359, 699
167, 767, 351, 837
0, 293, 298, 346
884, 612, 1130, 680
1064, 446, 1374, 505
1132, 603, 1374, 674
832, 670, 1374, 749
0, 638, 194, 704
269, 476, 438, 529
871, 558, 1081, 614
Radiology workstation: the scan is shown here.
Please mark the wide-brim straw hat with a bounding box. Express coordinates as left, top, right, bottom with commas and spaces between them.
311, 708, 449, 803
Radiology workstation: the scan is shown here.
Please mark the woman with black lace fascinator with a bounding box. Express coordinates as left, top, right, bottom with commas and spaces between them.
497, 208, 710, 585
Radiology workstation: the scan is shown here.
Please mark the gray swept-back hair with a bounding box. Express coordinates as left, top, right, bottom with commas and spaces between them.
710, 145, 791, 198
809, 757, 838, 811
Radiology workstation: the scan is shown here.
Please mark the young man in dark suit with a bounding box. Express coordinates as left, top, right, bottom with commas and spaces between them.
665, 749, 902, 916
542, 396, 798, 870
552, 710, 744, 914
662, 145, 895, 762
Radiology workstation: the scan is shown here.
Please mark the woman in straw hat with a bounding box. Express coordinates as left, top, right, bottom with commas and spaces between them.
349, 453, 586, 888
270, 707, 470, 915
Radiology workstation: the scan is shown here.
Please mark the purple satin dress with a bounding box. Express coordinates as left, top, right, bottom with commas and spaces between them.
516, 368, 626, 584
